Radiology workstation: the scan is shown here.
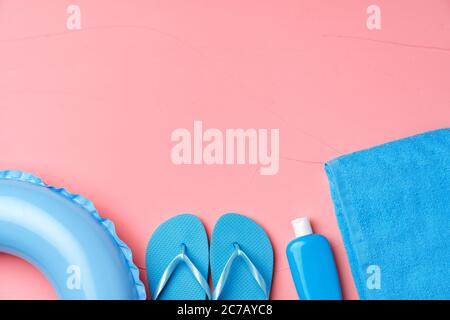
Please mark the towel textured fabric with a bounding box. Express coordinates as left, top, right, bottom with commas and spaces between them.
325, 128, 450, 300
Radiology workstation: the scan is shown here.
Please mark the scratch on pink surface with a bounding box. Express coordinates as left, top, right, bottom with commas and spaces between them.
0, 24, 203, 54
0, 25, 343, 155
323, 34, 450, 53
281, 157, 324, 165
260, 106, 342, 153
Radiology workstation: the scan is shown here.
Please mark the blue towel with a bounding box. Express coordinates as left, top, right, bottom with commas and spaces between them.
325, 128, 450, 300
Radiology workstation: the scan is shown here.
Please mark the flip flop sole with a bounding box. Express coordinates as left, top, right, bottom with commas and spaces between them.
146, 214, 209, 300
210, 213, 274, 300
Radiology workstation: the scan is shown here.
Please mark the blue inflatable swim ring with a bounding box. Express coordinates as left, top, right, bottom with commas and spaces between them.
0, 170, 146, 300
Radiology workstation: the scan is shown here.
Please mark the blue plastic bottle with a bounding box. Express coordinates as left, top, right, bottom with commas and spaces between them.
286, 217, 342, 300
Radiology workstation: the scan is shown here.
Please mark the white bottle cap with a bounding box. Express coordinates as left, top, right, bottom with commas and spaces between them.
292, 217, 313, 238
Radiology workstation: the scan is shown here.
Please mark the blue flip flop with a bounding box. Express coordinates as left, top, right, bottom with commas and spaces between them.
146, 214, 211, 300
210, 213, 274, 300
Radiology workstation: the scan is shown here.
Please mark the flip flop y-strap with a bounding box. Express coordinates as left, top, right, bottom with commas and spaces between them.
153, 244, 211, 300
212, 243, 268, 300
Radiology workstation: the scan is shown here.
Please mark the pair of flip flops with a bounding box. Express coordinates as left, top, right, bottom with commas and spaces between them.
146, 213, 273, 300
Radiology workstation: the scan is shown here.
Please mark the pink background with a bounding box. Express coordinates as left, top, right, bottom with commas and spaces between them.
0, 0, 449, 299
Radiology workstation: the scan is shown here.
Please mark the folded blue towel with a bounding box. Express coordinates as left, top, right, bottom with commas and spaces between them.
325, 128, 450, 300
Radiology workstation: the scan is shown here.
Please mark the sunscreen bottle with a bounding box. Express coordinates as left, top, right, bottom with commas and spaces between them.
286, 217, 342, 300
